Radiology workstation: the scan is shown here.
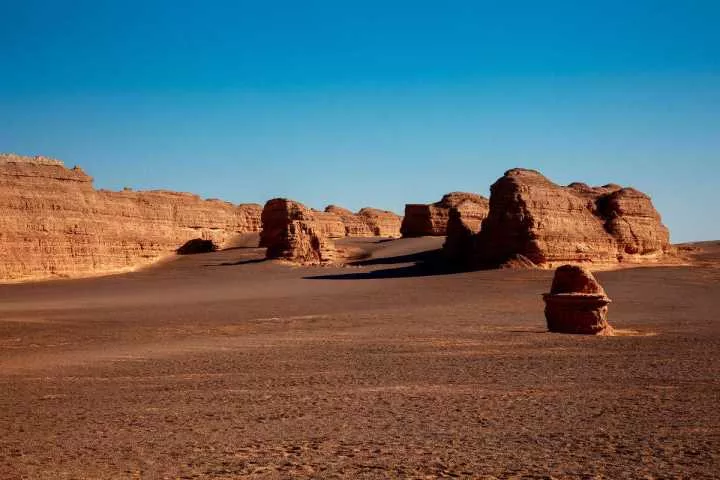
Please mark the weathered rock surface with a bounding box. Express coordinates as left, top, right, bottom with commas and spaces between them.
357, 208, 402, 238
543, 265, 613, 335
313, 210, 348, 239
324, 205, 401, 238
443, 198, 491, 264
177, 238, 219, 255
261, 199, 336, 264
0, 154, 262, 282
401, 192, 488, 237
474, 169, 670, 268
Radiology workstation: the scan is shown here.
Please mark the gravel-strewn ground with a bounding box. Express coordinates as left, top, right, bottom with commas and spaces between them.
1, 238, 718, 479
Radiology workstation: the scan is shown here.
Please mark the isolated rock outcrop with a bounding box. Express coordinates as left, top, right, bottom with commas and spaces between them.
543, 265, 613, 335
0, 154, 262, 282
474, 169, 670, 268
324, 205, 401, 238
401, 192, 488, 237
260, 199, 336, 264
442, 198, 491, 264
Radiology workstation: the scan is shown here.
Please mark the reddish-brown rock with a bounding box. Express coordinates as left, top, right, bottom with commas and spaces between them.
401, 192, 488, 237
543, 265, 613, 335
357, 208, 402, 238
443, 198, 491, 264
0, 154, 262, 282
324, 205, 401, 238
312, 210, 348, 239
260, 199, 336, 264
475, 169, 670, 268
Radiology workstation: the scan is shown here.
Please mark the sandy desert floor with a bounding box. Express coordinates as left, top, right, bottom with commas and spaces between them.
1, 237, 719, 479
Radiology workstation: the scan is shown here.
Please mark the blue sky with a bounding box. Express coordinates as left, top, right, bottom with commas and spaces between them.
1, 0, 718, 242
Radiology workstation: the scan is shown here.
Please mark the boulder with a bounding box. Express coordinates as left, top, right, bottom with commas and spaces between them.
401, 192, 488, 237
177, 238, 219, 255
260, 199, 336, 264
543, 265, 613, 335
475, 169, 670, 268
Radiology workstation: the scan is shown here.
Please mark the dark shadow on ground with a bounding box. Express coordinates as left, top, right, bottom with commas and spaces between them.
305, 249, 466, 280
206, 258, 268, 267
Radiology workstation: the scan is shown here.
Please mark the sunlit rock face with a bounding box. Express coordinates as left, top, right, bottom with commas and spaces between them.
474, 169, 670, 269
401, 192, 489, 237
0, 154, 262, 282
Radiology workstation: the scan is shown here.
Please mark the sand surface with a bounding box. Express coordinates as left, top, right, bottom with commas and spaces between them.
1, 237, 719, 479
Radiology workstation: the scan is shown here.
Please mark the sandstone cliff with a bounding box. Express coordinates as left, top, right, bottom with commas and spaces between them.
261, 199, 337, 264
0, 154, 262, 282
401, 192, 488, 237
473, 169, 670, 268
324, 205, 401, 238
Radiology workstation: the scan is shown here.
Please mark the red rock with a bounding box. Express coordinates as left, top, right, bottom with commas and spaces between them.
443, 198, 491, 263
475, 169, 670, 268
543, 265, 613, 335
401, 192, 488, 237
312, 210, 348, 238
260, 199, 336, 264
0, 154, 262, 282
357, 208, 402, 238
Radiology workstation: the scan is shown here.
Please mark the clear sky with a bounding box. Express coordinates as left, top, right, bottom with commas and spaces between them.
1, 0, 718, 242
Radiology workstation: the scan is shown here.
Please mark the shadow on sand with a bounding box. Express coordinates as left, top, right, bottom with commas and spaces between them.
305, 249, 464, 280
206, 258, 268, 267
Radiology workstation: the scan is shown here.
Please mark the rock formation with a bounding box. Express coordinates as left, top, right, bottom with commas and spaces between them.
442, 198, 491, 264
177, 238, 219, 255
401, 192, 489, 237
543, 265, 613, 335
473, 169, 670, 268
324, 205, 401, 238
260, 199, 337, 264
357, 208, 402, 237
313, 210, 348, 239
0, 154, 262, 282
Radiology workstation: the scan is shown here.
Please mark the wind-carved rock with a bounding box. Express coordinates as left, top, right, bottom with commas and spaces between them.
443, 198, 491, 264
261, 199, 337, 265
543, 265, 613, 335
324, 205, 401, 238
401, 192, 488, 237
0, 154, 262, 282
474, 169, 670, 268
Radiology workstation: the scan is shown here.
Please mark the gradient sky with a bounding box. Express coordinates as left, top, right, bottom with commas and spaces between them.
1, 0, 718, 242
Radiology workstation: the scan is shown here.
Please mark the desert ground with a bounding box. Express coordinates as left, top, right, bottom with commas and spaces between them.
1, 237, 719, 479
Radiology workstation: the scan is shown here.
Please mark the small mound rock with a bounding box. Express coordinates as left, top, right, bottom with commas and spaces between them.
543, 265, 613, 335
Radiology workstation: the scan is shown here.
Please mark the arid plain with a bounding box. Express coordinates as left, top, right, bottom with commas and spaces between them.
1, 236, 718, 479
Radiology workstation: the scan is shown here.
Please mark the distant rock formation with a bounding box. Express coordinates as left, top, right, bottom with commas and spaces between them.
324, 205, 401, 238
0, 154, 262, 282
401, 192, 489, 237
472, 169, 670, 268
443, 198, 491, 264
260, 199, 337, 264
357, 208, 402, 237
543, 265, 613, 335
313, 210, 348, 239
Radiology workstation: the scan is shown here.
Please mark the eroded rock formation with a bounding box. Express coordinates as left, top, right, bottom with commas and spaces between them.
324, 205, 401, 238
0, 154, 262, 282
543, 265, 613, 335
443, 198, 491, 264
401, 192, 489, 237
261, 199, 336, 264
474, 169, 670, 268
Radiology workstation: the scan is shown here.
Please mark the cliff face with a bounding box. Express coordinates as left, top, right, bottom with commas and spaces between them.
474, 169, 670, 268
401, 192, 488, 237
0, 155, 261, 282
323, 205, 401, 238
261, 199, 337, 264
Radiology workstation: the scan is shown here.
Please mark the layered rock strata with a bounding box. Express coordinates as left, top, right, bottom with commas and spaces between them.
324, 205, 401, 238
443, 199, 491, 264
0, 154, 262, 282
472, 169, 670, 268
401, 192, 488, 237
260, 199, 337, 264
543, 265, 613, 335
